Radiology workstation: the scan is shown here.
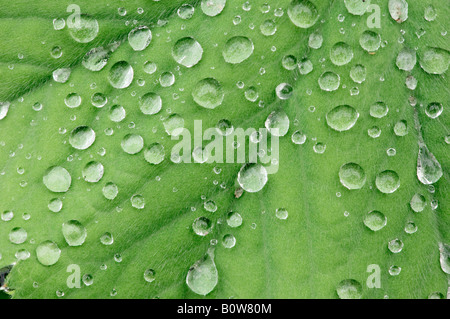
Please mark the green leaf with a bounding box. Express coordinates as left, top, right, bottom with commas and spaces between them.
0, 0, 448, 299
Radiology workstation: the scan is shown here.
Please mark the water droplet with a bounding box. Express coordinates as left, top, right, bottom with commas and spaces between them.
159, 71, 175, 87
410, 193, 426, 212
318, 71, 340, 91
336, 279, 362, 299
9, 227, 27, 244
68, 14, 99, 43
417, 143, 443, 185
131, 194, 145, 209
237, 163, 268, 193
394, 120, 408, 136
108, 61, 134, 89
376, 170, 400, 193
244, 86, 259, 102
43, 166, 71, 192
287, 0, 319, 28
193, 217, 213, 236
344, 0, 371, 15
121, 134, 144, 155
389, 265, 402, 276
227, 211, 242, 227
404, 221, 417, 234
298, 58, 313, 75
291, 130, 307, 145
36, 241, 61, 266
201, 0, 226, 17
308, 31, 323, 49
363, 210, 387, 231
52, 68, 71, 83
439, 243, 450, 274
128, 26, 152, 51
62, 220, 87, 246
276, 208, 288, 220
82, 161, 104, 183
186, 248, 218, 295
144, 143, 165, 165
163, 114, 184, 136
350, 64, 366, 83
48, 198, 63, 213
339, 163, 366, 190
424, 5, 437, 22
69, 126, 96, 150
139, 93, 162, 115
275, 83, 293, 100
425, 102, 443, 119
388, 0, 408, 23
144, 269, 156, 282
172, 37, 203, 68
260, 19, 277, 36
265, 109, 289, 136
100, 232, 114, 245
326, 105, 359, 132
419, 47, 449, 75
223, 36, 254, 64
396, 47, 416, 71
109, 105, 126, 122
0, 102, 10, 120
192, 78, 224, 109
64, 93, 81, 108
178, 4, 195, 19
91, 92, 107, 108
102, 183, 118, 200
330, 42, 353, 66
388, 238, 404, 253
359, 30, 381, 53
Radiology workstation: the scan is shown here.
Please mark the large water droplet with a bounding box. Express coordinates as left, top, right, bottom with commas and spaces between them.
287, 0, 319, 28
128, 26, 152, 51
350, 64, 366, 83
164, 114, 185, 136
265, 109, 289, 136
237, 163, 268, 193
425, 102, 443, 119
359, 30, 381, 53
201, 0, 226, 17
389, 0, 408, 23
69, 126, 96, 150
82, 161, 104, 183
339, 163, 366, 190
376, 170, 400, 193
108, 61, 134, 89
192, 78, 224, 109
144, 143, 165, 165
121, 134, 144, 154
336, 279, 362, 299
9, 227, 27, 244
417, 143, 443, 185
318, 71, 340, 91
370, 101, 389, 118
419, 47, 449, 74
344, 0, 371, 15
43, 166, 71, 193
68, 14, 99, 43
62, 220, 87, 246
0, 102, 10, 120
103, 182, 118, 200
139, 93, 162, 115
186, 248, 218, 296
223, 36, 254, 64
363, 211, 387, 231
326, 105, 359, 132
36, 241, 61, 266
410, 193, 426, 212
330, 42, 353, 66
396, 47, 416, 71
172, 37, 203, 68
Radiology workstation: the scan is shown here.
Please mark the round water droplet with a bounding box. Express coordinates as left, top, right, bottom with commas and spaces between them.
394, 120, 408, 136
282, 55, 298, 70
291, 130, 307, 145
139, 93, 162, 115
62, 220, 87, 246
326, 105, 359, 132
223, 36, 254, 64
336, 279, 362, 299
143, 61, 157, 74
287, 0, 319, 28
424, 5, 437, 21
9, 227, 27, 244
363, 210, 387, 231
388, 238, 404, 253
109, 105, 126, 122
275, 83, 293, 100
237, 163, 268, 193
163, 114, 184, 136
318, 71, 340, 91
193, 217, 213, 236
121, 134, 144, 154
36, 241, 61, 266
159, 71, 175, 87
276, 208, 288, 220
100, 232, 114, 245
244, 86, 259, 102
178, 4, 195, 19
144, 269, 156, 282
370, 101, 389, 118
330, 42, 353, 66
99, 183, 119, 202
91, 92, 107, 108
344, 0, 371, 15
43, 166, 71, 193
396, 47, 416, 71
144, 143, 165, 165
48, 198, 63, 212
389, 0, 408, 23
69, 126, 95, 150
298, 58, 313, 75
227, 211, 242, 228
128, 26, 152, 51
350, 64, 366, 83
192, 78, 224, 109
201, 0, 226, 17
376, 170, 400, 193
265, 109, 289, 136
260, 19, 277, 36
82, 161, 104, 183
419, 47, 449, 75
172, 37, 203, 68
64, 93, 81, 108
389, 265, 402, 276
339, 163, 366, 190
131, 194, 145, 209
108, 61, 134, 89
404, 221, 417, 234
308, 31, 323, 49
359, 30, 381, 53
68, 14, 99, 43
425, 102, 443, 119
222, 234, 236, 248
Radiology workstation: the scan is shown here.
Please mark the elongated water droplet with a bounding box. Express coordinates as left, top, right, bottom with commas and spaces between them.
439, 243, 450, 274
389, 0, 408, 23
186, 248, 218, 296
417, 143, 443, 185
0, 102, 10, 120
